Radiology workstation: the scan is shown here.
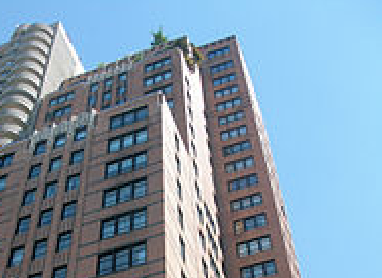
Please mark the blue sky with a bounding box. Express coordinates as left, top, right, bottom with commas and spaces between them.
1, 0, 381, 276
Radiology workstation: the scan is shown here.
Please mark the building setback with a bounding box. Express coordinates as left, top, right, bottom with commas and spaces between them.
0, 23, 301, 278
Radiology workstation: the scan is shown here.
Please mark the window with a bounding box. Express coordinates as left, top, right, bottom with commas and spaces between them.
57, 232, 71, 252
177, 179, 182, 200
101, 210, 147, 239
62, 202, 77, 220
213, 73, 236, 87
175, 134, 179, 151
0, 175, 6, 191
237, 236, 271, 258
88, 95, 97, 108
105, 152, 147, 178
199, 231, 206, 250
175, 155, 181, 173
29, 273, 42, 278
167, 99, 174, 109
225, 157, 254, 173
241, 260, 276, 278
8, 246, 24, 267
214, 85, 239, 98
144, 71, 172, 87
208, 46, 230, 59
29, 164, 41, 179
52, 106, 71, 118
108, 128, 148, 153
195, 182, 201, 200
17, 216, 31, 234
66, 174, 80, 191
103, 178, 147, 207
178, 206, 184, 229
218, 110, 245, 125
210, 60, 234, 74
34, 141, 46, 155
210, 254, 221, 278
53, 266, 67, 278
145, 57, 171, 72
117, 87, 126, 97
70, 150, 84, 164
49, 157, 62, 172
0, 153, 14, 168
110, 106, 148, 130
234, 213, 267, 235
191, 142, 196, 156
229, 174, 258, 192
90, 83, 99, 93
33, 239, 47, 259
22, 189, 36, 206
193, 161, 198, 176
202, 259, 208, 277
180, 237, 185, 262
54, 134, 66, 148
197, 206, 204, 224
45, 181, 57, 198
39, 209, 53, 227
74, 126, 87, 141
221, 125, 247, 141
98, 243, 146, 275
216, 97, 241, 112
231, 194, 262, 211
105, 78, 113, 89
146, 84, 173, 95
223, 140, 251, 156
103, 91, 112, 103
50, 92, 76, 107
119, 73, 127, 82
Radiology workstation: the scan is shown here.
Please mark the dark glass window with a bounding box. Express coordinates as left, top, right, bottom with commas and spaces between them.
33, 239, 47, 259
180, 237, 185, 262
0, 153, 14, 168
66, 174, 80, 191
49, 157, 62, 172
62, 202, 77, 220
231, 193, 262, 211
103, 91, 112, 102
108, 128, 148, 153
8, 246, 24, 267
240, 260, 276, 278
105, 153, 147, 178
44, 181, 57, 198
221, 125, 247, 141
223, 140, 251, 156
22, 189, 36, 206
234, 213, 267, 235
237, 235, 271, 258
74, 126, 87, 141
88, 95, 97, 108
70, 150, 84, 164
210, 60, 234, 74
57, 232, 71, 252
54, 134, 66, 148
16, 216, 31, 234
34, 141, 46, 155
213, 73, 236, 87
29, 164, 41, 179
90, 83, 99, 93
208, 46, 230, 59
167, 99, 174, 109
229, 174, 258, 192
214, 85, 239, 98
105, 78, 113, 89
0, 175, 6, 191
39, 209, 53, 227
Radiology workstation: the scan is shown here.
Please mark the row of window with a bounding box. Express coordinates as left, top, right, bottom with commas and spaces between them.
98, 243, 146, 275
216, 97, 241, 112
231, 193, 262, 212
51, 105, 71, 119
22, 175, 80, 207
213, 73, 236, 87
210, 60, 234, 74
49, 92, 75, 107
214, 85, 239, 98
103, 178, 147, 207
225, 156, 254, 173
208, 46, 230, 60
241, 260, 277, 278
221, 125, 247, 141
223, 140, 251, 157
105, 152, 147, 178
108, 128, 148, 153
234, 213, 267, 235
144, 71, 171, 87
110, 106, 148, 130
145, 84, 173, 95
218, 110, 245, 125
229, 173, 258, 192
101, 209, 147, 239
17, 202, 77, 235
145, 57, 171, 72
90, 74, 127, 93
30, 150, 84, 179
237, 236, 271, 258
0, 153, 14, 168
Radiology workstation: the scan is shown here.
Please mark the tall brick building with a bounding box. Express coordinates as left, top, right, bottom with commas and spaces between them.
0, 23, 301, 278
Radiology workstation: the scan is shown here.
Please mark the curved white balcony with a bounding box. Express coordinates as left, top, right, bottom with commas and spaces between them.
18, 42, 49, 57
14, 60, 44, 78
0, 107, 29, 125
29, 23, 54, 38
16, 50, 47, 66
8, 71, 41, 90
0, 123, 23, 141
22, 31, 52, 48
0, 94, 35, 114
3, 82, 39, 101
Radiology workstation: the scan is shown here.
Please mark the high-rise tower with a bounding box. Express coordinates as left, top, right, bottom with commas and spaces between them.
0, 22, 84, 145
0, 27, 300, 278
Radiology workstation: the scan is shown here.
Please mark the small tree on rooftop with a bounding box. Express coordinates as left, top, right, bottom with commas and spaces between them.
151, 26, 168, 46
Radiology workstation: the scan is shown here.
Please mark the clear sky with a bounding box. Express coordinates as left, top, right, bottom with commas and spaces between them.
1, 0, 381, 277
